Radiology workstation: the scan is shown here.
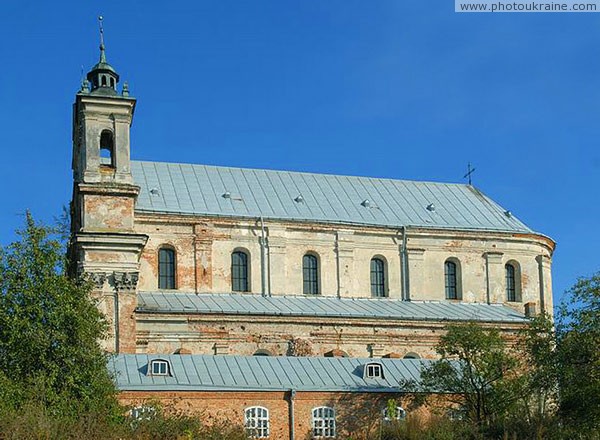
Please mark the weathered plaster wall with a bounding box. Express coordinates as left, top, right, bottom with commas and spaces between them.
135, 312, 524, 358
133, 214, 554, 313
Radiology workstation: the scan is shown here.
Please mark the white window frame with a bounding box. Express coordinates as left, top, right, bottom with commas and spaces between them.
130, 405, 156, 421
244, 406, 269, 438
312, 406, 336, 438
150, 359, 170, 376
382, 406, 406, 421
364, 362, 384, 379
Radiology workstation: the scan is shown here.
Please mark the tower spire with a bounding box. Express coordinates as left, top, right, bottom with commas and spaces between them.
84, 15, 120, 94
98, 15, 106, 63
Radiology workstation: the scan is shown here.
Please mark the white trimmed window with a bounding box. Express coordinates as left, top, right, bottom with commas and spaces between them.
130, 406, 156, 421
245, 406, 269, 438
150, 359, 170, 376
312, 406, 335, 438
382, 406, 406, 421
364, 362, 384, 379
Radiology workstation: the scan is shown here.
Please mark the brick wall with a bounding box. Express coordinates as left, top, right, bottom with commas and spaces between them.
119, 390, 425, 440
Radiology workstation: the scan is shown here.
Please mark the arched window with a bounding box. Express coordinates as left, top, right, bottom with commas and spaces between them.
403, 352, 420, 360
506, 263, 518, 302
382, 406, 406, 422
445, 259, 460, 300
99, 130, 114, 167
110, 77, 115, 88
303, 253, 319, 295
244, 406, 269, 438
253, 349, 273, 356
231, 250, 249, 292
312, 406, 335, 438
101, 75, 107, 86
158, 247, 176, 290
370, 257, 386, 297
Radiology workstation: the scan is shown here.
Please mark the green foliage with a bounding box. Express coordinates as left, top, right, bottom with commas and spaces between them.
409, 272, 600, 440
0, 213, 250, 439
131, 410, 247, 440
419, 322, 521, 427
0, 212, 118, 415
556, 272, 600, 434
511, 313, 559, 438
380, 413, 479, 440
386, 399, 398, 420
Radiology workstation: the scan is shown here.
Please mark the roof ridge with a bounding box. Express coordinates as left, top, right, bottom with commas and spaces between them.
131, 159, 466, 187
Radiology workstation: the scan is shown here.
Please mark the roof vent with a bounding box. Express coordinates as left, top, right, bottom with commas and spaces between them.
294, 195, 304, 203
504, 210, 512, 218
222, 191, 231, 199
361, 199, 371, 208
149, 188, 160, 196
426, 203, 435, 212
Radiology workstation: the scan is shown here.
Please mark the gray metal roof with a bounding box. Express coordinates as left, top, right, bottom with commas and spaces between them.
137, 292, 528, 323
131, 161, 532, 233
109, 354, 429, 392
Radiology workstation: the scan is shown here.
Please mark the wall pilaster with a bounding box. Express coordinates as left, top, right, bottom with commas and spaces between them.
406, 248, 425, 300
485, 251, 504, 304
267, 226, 287, 296
536, 254, 553, 314
336, 231, 355, 298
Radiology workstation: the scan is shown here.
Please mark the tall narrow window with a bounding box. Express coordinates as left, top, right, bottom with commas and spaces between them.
370, 258, 386, 297
445, 260, 458, 300
232, 250, 249, 292
312, 406, 335, 438
99, 130, 114, 166
506, 263, 516, 302
158, 247, 176, 290
244, 406, 269, 438
303, 254, 319, 295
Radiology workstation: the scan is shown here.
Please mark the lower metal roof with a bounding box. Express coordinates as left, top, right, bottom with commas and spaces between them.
110, 354, 429, 392
137, 292, 528, 323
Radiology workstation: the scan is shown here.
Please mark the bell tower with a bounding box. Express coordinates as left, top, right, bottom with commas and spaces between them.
72, 16, 134, 186
70, 17, 147, 353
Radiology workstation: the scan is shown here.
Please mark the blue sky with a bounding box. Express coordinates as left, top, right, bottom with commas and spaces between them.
0, 1, 598, 306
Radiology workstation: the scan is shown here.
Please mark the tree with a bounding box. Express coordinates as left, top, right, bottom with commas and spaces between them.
508, 313, 561, 439
555, 272, 600, 434
0, 213, 118, 415
418, 322, 522, 427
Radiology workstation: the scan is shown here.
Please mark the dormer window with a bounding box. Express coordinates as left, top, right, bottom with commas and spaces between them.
149, 359, 170, 376
364, 362, 384, 379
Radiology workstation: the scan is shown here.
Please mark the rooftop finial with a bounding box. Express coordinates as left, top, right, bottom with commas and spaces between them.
98, 15, 106, 63
463, 162, 476, 186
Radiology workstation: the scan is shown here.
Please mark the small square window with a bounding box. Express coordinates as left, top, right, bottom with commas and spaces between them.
365, 363, 384, 379
150, 360, 169, 376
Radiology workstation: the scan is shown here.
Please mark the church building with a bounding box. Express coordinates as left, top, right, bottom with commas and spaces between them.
69, 31, 555, 439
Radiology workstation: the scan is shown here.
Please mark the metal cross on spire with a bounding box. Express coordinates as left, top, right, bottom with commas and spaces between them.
98, 15, 106, 63
463, 162, 476, 185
